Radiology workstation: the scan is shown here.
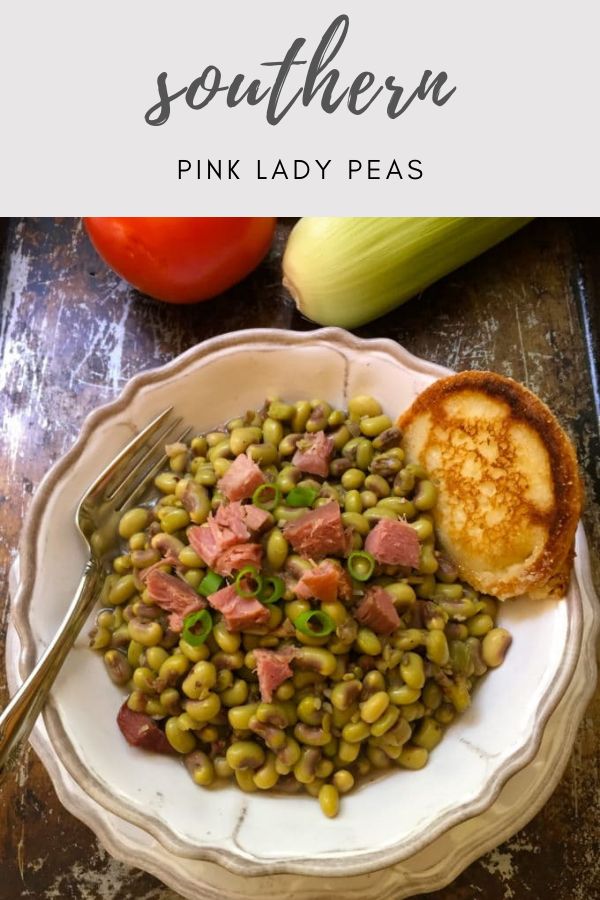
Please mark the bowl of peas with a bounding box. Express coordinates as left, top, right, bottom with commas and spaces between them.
12, 328, 579, 877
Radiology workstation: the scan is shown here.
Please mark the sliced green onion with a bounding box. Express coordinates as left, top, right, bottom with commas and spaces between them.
293, 609, 336, 637
198, 569, 223, 596
258, 575, 285, 604
347, 550, 376, 581
182, 609, 213, 646
252, 482, 281, 511
235, 565, 263, 598
286, 486, 319, 507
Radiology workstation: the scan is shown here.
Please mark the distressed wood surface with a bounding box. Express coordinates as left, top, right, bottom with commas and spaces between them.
0, 218, 598, 900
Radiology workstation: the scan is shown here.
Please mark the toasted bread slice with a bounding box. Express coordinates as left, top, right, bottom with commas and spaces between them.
398, 371, 582, 600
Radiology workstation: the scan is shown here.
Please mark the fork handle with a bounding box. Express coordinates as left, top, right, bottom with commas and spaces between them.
0, 558, 101, 780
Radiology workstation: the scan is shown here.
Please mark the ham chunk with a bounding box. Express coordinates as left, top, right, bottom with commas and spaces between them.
283, 502, 347, 559
355, 586, 401, 635
188, 518, 237, 568
206, 583, 269, 631
295, 560, 341, 603
145, 569, 205, 632
292, 431, 335, 478
240, 503, 272, 533
213, 542, 263, 577
217, 452, 266, 501
364, 518, 421, 568
254, 647, 299, 702
117, 702, 172, 754
215, 501, 271, 537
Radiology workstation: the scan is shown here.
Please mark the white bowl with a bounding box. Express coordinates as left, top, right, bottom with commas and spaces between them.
11, 328, 583, 878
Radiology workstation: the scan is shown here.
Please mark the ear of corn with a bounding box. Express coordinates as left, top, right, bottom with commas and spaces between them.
282, 217, 533, 328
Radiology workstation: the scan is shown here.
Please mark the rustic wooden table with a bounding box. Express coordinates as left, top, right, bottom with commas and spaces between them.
0, 218, 598, 900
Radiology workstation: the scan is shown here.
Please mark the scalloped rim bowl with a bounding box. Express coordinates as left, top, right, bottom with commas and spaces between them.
12, 328, 584, 877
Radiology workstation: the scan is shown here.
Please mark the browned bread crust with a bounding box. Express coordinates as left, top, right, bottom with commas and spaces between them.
398, 371, 582, 600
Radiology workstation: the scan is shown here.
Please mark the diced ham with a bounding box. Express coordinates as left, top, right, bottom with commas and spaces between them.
213, 542, 263, 576
254, 647, 299, 702
217, 452, 266, 501
188, 517, 238, 567
138, 553, 179, 583
117, 702, 173, 754
292, 431, 335, 478
284, 501, 347, 559
145, 569, 205, 632
295, 560, 341, 603
206, 583, 269, 631
355, 586, 401, 635
215, 501, 251, 541
364, 518, 421, 568
240, 503, 272, 533
215, 501, 271, 537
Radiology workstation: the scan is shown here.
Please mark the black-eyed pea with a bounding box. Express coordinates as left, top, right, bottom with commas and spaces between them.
185, 751, 215, 786
253, 753, 279, 790
235, 768, 259, 792
369, 705, 400, 737
482, 628, 512, 667
184, 692, 221, 723
166, 717, 197, 754
413, 718, 444, 752
400, 652, 426, 690
226, 741, 265, 770
360, 691, 390, 724
103, 650, 132, 685
398, 744, 429, 770
318, 783, 340, 818
332, 769, 354, 794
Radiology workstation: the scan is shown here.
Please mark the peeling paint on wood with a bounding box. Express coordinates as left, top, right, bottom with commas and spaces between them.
0, 217, 598, 900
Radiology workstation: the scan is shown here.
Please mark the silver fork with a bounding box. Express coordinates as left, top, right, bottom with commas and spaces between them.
0, 407, 191, 778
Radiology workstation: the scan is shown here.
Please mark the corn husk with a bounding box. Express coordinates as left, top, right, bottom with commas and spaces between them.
282, 217, 533, 328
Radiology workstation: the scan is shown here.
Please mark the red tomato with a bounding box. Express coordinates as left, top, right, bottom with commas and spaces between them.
83, 217, 277, 304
